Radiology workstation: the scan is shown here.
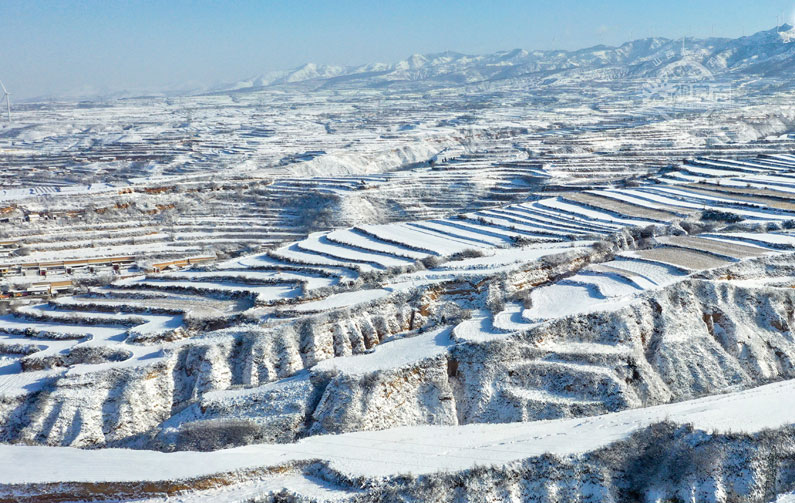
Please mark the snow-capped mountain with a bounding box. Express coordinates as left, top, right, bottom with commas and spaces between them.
224, 24, 795, 93
26, 24, 795, 102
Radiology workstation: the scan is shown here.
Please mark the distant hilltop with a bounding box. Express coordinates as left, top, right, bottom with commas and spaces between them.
218, 24, 795, 93
23, 24, 795, 102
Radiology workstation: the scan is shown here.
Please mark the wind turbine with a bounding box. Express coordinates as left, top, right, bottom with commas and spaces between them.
0, 80, 9, 122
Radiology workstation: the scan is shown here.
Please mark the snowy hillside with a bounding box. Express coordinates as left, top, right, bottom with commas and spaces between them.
2, 23, 795, 503
4, 152, 795, 501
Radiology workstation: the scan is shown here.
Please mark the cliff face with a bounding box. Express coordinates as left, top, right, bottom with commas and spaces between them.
5, 251, 795, 456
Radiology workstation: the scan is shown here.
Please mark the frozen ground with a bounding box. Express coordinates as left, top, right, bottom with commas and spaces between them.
3, 153, 795, 501
1, 25, 795, 503
2, 377, 794, 482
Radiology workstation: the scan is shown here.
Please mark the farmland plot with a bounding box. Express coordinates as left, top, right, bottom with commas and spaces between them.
3, 61, 795, 500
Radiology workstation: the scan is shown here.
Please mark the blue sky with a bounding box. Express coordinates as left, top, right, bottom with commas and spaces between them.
1, 0, 794, 99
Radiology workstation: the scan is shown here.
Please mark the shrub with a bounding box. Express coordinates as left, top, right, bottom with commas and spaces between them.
701, 209, 743, 223
421, 255, 444, 269
450, 248, 485, 260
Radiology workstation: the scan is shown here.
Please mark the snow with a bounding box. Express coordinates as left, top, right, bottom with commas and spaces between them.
597, 189, 702, 212
407, 220, 510, 247
315, 326, 452, 374
648, 186, 795, 220
3, 377, 795, 484
325, 229, 429, 260
0, 241, 201, 264
453, 310, 508, 342
161, 269, 337, 290
357, 223, 477, 255
568, 271, 645, 297
510, 204, 615, 232
518, 255, 692, 322
437, 242, 590, 271
298, 232, 414, 268
601, 257, 688, 286
703, 232, 795, 247
626, 247, 732, 271
625, 188, 710, 209
657, 235, 771, 259
274, 244, 380, 273
0, 182, 128, 203
133, 474, 361, 503
535, 197, 658, 228
0, 308, 181, 393
523, 283, 631, 322
492, 302, 532, 332
0, 314, 126, 340
386, 242, 592, 290
683, 164, 758, 178
474, 211, 586, 237
286, 289, 390, 313
3, 29, 795, 499
123, 278, 302, 301
218, 254, 357, 281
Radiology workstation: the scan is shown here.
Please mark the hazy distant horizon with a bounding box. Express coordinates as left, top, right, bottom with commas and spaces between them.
2, 0, 794, 100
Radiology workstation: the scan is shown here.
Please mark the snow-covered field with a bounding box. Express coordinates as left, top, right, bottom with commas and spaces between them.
3, 151, 795, 500
2, 24, 795, 502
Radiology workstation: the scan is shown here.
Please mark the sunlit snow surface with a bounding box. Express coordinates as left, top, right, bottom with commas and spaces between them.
1, 377, 794, 483
2, 26, 795, 500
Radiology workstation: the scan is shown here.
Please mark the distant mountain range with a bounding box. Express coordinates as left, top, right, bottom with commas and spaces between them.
25, 25, 795, 102
216, 24, 795, 93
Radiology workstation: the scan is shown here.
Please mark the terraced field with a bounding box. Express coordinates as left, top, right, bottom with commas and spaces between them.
3, 146, 795, 500
2, 33, 795, 497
